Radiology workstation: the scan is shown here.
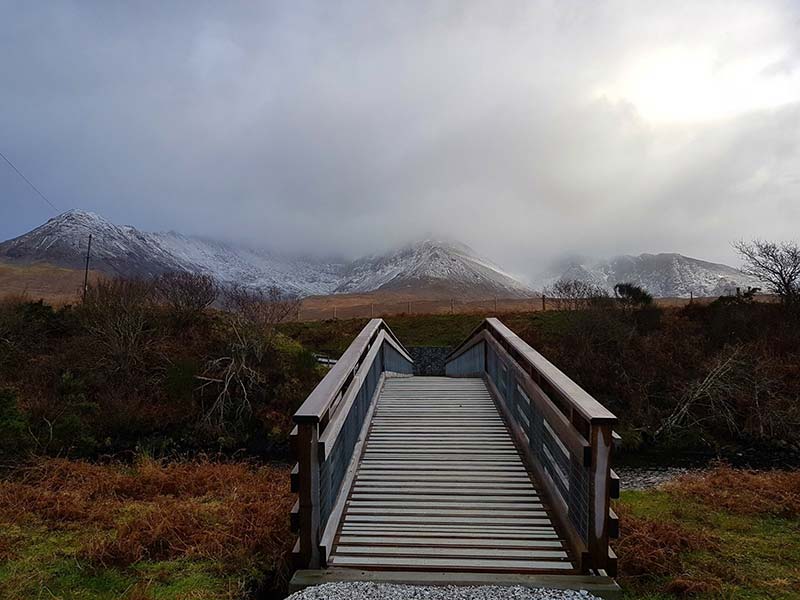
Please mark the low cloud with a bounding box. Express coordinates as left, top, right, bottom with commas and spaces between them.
1, 0, 799, 279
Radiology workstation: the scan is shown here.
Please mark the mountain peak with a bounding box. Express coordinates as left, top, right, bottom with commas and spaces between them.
0, 212, 530, 299
541, 252, 760, 298
335, 238, 531, 298
49, 209, 110, 226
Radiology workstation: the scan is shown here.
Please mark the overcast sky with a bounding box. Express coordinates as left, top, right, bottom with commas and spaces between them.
2, 1, 799, 277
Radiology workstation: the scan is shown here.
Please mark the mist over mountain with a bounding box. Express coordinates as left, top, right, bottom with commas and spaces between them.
0, 211, 531, 299
537, 253, 762, 298
0, 210, 764, 299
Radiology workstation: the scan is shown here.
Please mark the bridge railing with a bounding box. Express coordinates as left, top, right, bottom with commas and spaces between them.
445, 317, 619, 575
291, 318, 414, 568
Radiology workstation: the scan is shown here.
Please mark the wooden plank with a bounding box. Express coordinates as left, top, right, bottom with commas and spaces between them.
347, 501, 544, 510
358, 463, 526, 470
352, 486, 537, 495
350, 494, 540, 502
354, 475, 533, 482
340, 527, 559, 537
337, 536, 565, 548
345, 507, 550, 517
345, 515, 553, 525
329, 556, 575, 571
334, 546, 569, 559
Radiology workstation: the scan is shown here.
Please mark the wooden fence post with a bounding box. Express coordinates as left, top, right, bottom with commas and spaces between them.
542, 294, 546, 311
296, 422, 321, 568
588, 422, 613, 573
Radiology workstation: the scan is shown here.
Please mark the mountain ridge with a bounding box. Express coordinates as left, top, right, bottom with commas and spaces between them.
538, 252, 761, 298
0, 210, 531, 299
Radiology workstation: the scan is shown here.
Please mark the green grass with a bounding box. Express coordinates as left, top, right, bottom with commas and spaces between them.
0, 523, 239, 600
280, 310, 568, 356
618, 490, 800, 599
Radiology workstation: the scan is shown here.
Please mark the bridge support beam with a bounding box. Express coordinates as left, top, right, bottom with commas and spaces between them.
588, 422, 615, 576
296, 422, 321, 568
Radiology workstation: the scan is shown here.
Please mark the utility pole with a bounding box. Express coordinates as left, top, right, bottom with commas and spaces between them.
82, 234, 92, 302
542, 294, 546, 311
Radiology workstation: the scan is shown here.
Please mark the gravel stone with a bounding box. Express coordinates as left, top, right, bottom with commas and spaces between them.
616, 466, 700, 490
288, 582, 602, 600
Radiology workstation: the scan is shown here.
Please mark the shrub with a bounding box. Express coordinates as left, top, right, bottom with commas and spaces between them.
544, 279, 610, 311
613, 503, 719, 583
665, 465, 800, 518
0, 458, 294, 592
80, 278, 156, 372
0, 388, 29, 458
614, 282, 654, 308
154, 271, 218, 326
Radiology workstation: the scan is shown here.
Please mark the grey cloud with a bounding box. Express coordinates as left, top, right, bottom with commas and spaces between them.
1, 0, 799, 280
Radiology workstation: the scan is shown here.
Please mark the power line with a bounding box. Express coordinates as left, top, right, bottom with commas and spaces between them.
0, 150, 59, 213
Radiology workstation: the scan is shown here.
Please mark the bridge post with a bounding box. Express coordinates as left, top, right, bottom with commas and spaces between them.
296, 421, 321, 568
588, 422, 614, 574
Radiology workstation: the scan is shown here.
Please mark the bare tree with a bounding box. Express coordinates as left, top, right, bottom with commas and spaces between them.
197, 285, 300, 429
221, 285, 300, 340
734, 239, 800, 305
154, 271, 218, 324
80, 278, 155, 372
544, 279, 610, 311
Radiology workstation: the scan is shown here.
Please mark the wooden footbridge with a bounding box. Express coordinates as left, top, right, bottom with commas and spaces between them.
290, 319, 620, 596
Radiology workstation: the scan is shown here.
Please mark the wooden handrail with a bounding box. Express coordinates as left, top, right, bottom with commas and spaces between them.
447, 317, 615, 423
294, 319, 413, 425
445, 318, 618, 576
291, 319, 414, 568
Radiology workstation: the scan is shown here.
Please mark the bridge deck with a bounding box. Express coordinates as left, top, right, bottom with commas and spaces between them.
328, 376, 576, 573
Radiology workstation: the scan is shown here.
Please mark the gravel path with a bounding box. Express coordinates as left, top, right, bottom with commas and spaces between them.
288, 582, 601, 600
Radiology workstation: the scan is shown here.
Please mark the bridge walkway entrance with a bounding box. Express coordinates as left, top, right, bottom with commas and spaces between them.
329, 376, 574, 573
289, 318, 620, 597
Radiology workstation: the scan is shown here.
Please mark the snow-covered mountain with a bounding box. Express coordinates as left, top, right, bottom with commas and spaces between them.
538, 253, 762, 298
336, 240, 532, 298
0, 210, 531, 298
0, 210, 342, 296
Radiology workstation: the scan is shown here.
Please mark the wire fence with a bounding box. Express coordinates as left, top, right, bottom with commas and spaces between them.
294, 293, 776, 322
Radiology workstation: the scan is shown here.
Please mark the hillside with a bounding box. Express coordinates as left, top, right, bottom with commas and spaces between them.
540, 253, 761, 298
0, 211, 532, 299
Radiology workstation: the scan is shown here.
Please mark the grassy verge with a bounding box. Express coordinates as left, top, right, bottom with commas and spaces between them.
279, 311, 550, 356
616, 466, 800, 599
0, 458, 294, 600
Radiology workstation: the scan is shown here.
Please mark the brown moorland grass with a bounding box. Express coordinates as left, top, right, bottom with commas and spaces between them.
0, 457, 294, 589
0, 260, 103, 306
665, 464, 800, 518
614, 504, 719, 580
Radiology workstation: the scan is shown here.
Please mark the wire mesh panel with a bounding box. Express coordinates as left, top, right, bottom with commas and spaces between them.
319, 355, 384, 529
384, 342, 415, 374
408, 318, 615, 573
293, 320, 415, 569
444, 340, 485, 376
